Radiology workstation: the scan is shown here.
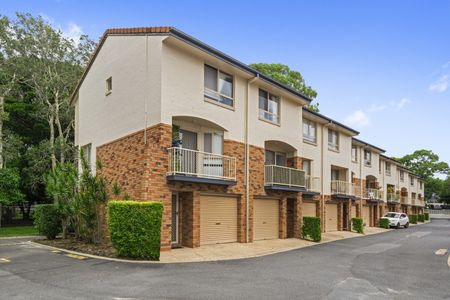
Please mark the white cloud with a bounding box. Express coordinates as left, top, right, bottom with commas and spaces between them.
344, 110, 370, 128
62, 22, 83, 44
393, 98, 411, 109
368, 104, 388, 112
429, 74, 449, 93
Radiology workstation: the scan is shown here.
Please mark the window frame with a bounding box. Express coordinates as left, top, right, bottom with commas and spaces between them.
303, 119, 317, 144
364, 149, 372, 167
265, 150, 286, 167
258, 88, 280, 124
327, 129, 340, 152
203, 64, 235, 108
385, 162, 391, 176
351, 145, 358, 162
105, 76, 112, 95
400, 170, 405, 182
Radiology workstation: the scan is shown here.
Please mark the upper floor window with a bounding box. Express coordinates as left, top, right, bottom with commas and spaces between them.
385, 162, 391, 176
331, 169, 341, 181
81, 143, 92, 167
400, 170, 405, 182
303, 119, 316, 143
303, 160, 311, 176
364, 150, 372, 166
379, 160, 382, 173
419, 181, 423, 189
351, 145, 358, 162
259, 89, 280, 124
204, 64, 234, 107
328, 129, 339, 151
410, 175, 414, 186
265, 150, 286, 166
105, 76, 112, 95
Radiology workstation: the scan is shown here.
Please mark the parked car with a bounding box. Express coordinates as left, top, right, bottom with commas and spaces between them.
381, 212, 409, 229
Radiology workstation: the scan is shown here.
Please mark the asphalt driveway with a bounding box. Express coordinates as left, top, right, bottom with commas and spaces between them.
1, 220, 449, 300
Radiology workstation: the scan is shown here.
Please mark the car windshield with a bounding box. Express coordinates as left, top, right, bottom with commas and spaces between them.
385, 213, 399, 218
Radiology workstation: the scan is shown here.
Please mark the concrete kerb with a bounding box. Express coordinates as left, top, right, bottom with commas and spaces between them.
28, 227, 396, 265
0, 235, 44, 240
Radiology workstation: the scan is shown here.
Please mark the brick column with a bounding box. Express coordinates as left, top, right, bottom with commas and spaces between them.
294, 193, 303, 238
279, 196, 287, 239
237, 193, 246, 243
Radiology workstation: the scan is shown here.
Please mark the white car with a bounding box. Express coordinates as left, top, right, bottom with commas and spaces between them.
382, 212, 409, 229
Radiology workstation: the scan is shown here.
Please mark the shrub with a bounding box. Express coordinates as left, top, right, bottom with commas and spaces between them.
379, 218, 390, 229
424, 213, 429, 221
33, 204, 62, 239
409, 214, 418, 224
302, 216, 321, 242
352, 218, 364, 234
108, 200, 163, 260
418, 214, 425, 222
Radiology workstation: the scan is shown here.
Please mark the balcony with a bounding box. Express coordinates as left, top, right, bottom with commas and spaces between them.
264, 165, 306, 192
167, 147, 236, 185
305, 175, 320, 194
363, 188, 382, 201
331, 180, 356, 198
387, 193, 400, 203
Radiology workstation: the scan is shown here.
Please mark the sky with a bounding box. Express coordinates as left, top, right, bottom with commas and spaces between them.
3, 0, 450, 165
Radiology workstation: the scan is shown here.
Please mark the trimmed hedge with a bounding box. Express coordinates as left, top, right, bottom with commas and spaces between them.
409, 214, 418, 224
33, 204, 62, 239
424, 212, 430, 221
352, 218, 364, 234
379, 218, 390, 229
302, 216, 321, 242
108, 200, 163, 260
418, 214, 425, 223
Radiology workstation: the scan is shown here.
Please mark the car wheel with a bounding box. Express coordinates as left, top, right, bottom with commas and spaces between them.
396, 222, 400, 229
404, 222, 409, 228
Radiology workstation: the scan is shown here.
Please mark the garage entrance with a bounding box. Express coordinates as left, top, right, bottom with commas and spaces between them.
254, 198, 279, 240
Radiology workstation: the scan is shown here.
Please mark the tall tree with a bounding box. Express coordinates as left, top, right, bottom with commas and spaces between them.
250, 63, 319, 111
399, 149, 450, 199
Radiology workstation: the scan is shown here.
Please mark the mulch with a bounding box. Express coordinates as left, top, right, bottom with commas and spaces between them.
36, 237, 118, 258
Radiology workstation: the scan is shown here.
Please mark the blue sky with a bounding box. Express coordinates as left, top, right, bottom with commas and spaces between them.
3, 0, 450, 165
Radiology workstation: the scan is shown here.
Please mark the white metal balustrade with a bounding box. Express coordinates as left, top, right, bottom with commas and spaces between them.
331, 180, 352, 195
264, 165, 306, 188
364, 188, 381, 200
167, 147, 236, 181
387, 193, 400, 202
305, 175, 320, 192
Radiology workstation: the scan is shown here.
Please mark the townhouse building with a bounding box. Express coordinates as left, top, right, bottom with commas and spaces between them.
72, 27, 425, 251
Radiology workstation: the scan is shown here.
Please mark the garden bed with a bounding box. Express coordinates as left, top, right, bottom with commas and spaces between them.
36, 237, 118, 258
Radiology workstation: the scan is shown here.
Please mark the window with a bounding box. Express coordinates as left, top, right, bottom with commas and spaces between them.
385, 162, 391, 176
106, 77, 112, 95
265, 150, 286, 166
379, 160, 382, 174
81, 143, 92, 167
204, 65, 234, 107
419, 181, 423, 189
351, 145, 358, 162
364, 150, 372, 166
410, 175, 414, 186
303, 120, 317, 143
328, 129, 339, 151
259, 89, 280, 124
203, 133, 223, 154
303, 160, 311, 176
331, 169, 341, 181
400, 170, 405, 182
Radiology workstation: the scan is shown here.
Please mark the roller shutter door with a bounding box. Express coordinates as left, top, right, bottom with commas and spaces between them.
326, 203, 338, 232
200, 195, 238, 245
351, 205, 357, 219
302, 202, 317, 217
362, 206, 371, 227
254, 199, 279, 240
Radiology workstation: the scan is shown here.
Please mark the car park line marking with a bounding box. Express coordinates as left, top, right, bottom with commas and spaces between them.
65, 253, 88, 260
52, 250, 62, 253
435, 249, 448, 256
0, 258, 11, 263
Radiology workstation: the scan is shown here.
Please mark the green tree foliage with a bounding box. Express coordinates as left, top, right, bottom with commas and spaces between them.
249, 63, 319, 111
352, 218, 364, 233
0, 168, 25, 206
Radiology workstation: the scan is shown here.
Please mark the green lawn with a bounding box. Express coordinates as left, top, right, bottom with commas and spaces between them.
0, 226, 39, 237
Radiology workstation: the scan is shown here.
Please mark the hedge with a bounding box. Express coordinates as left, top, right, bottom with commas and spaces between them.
302, 216, 321, 242
379, 218, 390, 229
352, 218, 364, 234
418, 214, 425, 223
409, 214, 418, 224
424, 213, 430, 221
33, 204, 62, 239
108, 200, 163, 260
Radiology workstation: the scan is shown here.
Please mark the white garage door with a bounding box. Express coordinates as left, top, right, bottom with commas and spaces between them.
351, 205, 357, 219
362, 206, 371, 227
302, 202, 317, 217
326, 203, 338, 232
200, 195, 238, 245
254, 199, 279, 240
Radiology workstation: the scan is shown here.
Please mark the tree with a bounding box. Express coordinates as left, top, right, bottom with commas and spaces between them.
0, 168, 25, 226
249, 63, 319, 111
399, 150, 450, 199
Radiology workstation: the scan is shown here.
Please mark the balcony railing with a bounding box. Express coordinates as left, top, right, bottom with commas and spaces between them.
364, 188, 381, 200
331, 180, 352, 195
387, 193, 400, 202
167, 147, 236, 181
264, 165, 306, 188
305, 175, 320, 192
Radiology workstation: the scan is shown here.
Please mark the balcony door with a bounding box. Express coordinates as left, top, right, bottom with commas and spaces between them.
180, 129, 198, 175
203, 133, 223, 177
265, 150, 286, 166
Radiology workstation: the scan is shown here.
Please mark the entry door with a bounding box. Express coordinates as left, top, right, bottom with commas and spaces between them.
203, 133, 223, 177
343, 203, 349, 230
171, 193, 179, 244
180, 130, 198, 175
